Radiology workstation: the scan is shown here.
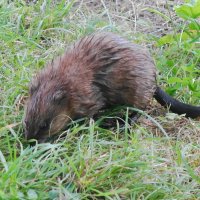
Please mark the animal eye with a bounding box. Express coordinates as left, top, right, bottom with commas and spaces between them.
39, 122, 48, 130
53, 90, 66, 103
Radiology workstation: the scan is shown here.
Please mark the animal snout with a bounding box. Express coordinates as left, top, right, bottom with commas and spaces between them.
24, 130, 32, 140
24, 129, 38, 140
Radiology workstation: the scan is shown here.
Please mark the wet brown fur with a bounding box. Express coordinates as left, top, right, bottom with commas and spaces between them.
24, 32, 156, 140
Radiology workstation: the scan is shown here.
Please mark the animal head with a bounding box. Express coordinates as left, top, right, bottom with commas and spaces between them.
23, 64, 72, 142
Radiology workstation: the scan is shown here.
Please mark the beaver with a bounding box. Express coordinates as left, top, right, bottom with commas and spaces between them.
23, 32, 200, 141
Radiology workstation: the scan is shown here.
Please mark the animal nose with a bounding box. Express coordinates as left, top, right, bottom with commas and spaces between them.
24, 131, 30, 140
24, 130, 35, 140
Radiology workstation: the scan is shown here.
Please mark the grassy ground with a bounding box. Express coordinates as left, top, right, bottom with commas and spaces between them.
0, 0, 200, 199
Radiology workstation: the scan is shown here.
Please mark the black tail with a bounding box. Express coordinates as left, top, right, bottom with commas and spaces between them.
153, 87, 200, 119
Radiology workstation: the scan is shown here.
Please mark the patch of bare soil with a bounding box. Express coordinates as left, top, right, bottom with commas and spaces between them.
139, 101, 200, 144
78, 0, 183, 36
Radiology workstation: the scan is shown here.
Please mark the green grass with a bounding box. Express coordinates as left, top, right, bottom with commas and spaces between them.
0, 0, 200, 199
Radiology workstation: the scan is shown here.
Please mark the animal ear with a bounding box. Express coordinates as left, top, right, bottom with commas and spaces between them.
53, 90, 67, 103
